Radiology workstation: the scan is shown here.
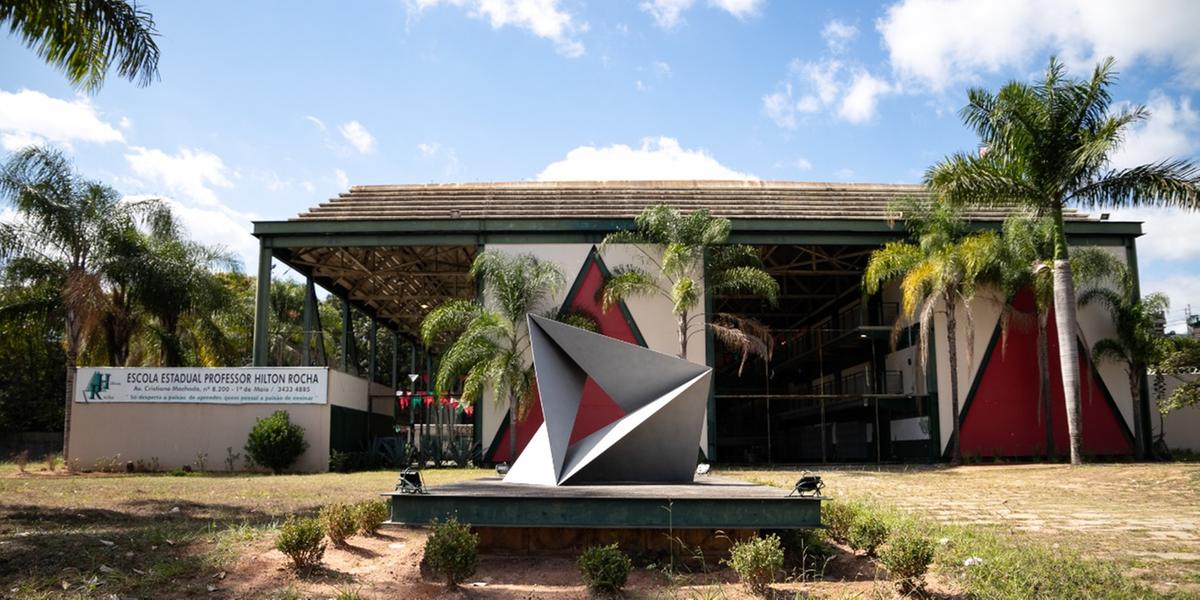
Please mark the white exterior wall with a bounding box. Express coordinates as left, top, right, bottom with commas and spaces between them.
928, 245, 1135, 453
1161, 373, 1200, 452
68, 368, 392, 473
479, 243, 709, 455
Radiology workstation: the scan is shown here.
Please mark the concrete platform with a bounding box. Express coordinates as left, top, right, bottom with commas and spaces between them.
384, 475, 821, 530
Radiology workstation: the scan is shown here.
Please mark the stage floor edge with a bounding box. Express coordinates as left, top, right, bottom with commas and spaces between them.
383, 476, 822, 530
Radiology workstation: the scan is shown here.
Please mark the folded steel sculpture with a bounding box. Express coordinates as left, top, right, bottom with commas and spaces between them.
504, 314, 713, 486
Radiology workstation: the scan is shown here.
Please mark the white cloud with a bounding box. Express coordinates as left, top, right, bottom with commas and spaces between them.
0, 88, 124, 151
124, 147, 233, 207
302, 180, 316, 193
1113, 208, 1200, 264
821, 19, 858, 53
118, 116, 132, 129
123, 194, 258, 273
762, 59, 893, 127
635, 79, 649, 92
335, 169, 350, 189
408, 0, 585, 57
833, 167, 856, 179
708, 0, 763, 19
838, 72, 893, 123
877, 0, 1200, 92
416, 142, 461, 177
652, 60, 672, 78
640, 0, 694, 29
536, 136, 756, 181
304, 115, 327, 132
338, 120, 376, 154
640, 0, 762, 29
1109, 93, 1199, 170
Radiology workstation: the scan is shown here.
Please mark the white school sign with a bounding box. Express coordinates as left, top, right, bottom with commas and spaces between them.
74, 367, 328, 405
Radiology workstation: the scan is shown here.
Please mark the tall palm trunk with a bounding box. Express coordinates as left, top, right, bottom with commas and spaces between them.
508, 393, 517, 463
677, 309, 688, 359
1051, 211, 1084, 465
1037, 310, 1054, 457
62, 311, 83, 468
946, 294, 962, 464
1128, 370, 1144, 459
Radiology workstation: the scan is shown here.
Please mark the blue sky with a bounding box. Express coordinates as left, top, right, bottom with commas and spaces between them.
2, 0, 1199, 330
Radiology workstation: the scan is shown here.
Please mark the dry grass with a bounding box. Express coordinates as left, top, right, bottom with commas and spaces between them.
728, 462, 1200, 594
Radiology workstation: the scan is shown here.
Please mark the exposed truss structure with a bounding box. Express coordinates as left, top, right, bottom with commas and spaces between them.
278, 245, 476, 340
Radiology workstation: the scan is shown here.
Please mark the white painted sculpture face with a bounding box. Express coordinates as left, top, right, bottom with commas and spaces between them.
503, 314, 712, 486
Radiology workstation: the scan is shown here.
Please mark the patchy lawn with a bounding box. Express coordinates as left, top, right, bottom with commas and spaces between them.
732, 462, 1200, 596
1, 462, 1196, 598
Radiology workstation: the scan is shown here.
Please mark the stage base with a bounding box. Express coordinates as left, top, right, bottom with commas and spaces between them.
384, 476, 822, 554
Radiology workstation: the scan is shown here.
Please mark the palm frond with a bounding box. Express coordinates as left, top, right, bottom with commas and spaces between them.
598, 265, 660, 311
1070, 159, 1200, 210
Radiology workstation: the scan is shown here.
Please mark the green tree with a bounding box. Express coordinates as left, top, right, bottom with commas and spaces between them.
0, 279, 66, 433
1154, 336, 1200, 415
421, 251, 584, 461
926, 57, 1200, 464
598, 204, 779, 360
0, 147, 155, 460
0, 0, 159, 92
995, 214, 1129, 457
126, 210, 240, 366
1077, 261, 1168, 458
864, 198, 1003, 463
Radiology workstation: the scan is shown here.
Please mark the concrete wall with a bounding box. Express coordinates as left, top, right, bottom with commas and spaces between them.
1161, 372, 1200, 453
479, 243, 710, 455
928, 245, 1135, 454
68, 368, 392, 473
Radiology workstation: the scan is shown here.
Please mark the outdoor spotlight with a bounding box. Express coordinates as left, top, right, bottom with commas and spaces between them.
695, 462, 711, 475
495, 462, 510, 476
859, 333, 869, 339
788, 472, 824, 497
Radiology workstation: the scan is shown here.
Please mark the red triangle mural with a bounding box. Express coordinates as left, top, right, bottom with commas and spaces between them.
487, 248, 644, 463
959, 288, 1133, 457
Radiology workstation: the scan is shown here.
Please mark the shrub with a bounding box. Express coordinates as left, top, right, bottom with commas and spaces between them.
275, 515, 326, 571
725, 534, 784, 595
14, 450, 29, 473
577, 543, 632, 595
878, 527, 936, 593
773, 528, 832, 579
245, 410, 309, 474
45, 453, 58, 472
821, 499, 863, 542
423, 518, 478, 587
847, 512, 890, 556
319, 503, 357, 545
354, 499, 390, 536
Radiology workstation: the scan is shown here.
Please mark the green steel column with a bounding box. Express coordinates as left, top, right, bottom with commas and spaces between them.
302, 276, 315, 366
369, 320, 378, 384
251, 242, 272, 366
341, 299, 351, 373
1126, 236, 1152, 457
391, 331, 399, 389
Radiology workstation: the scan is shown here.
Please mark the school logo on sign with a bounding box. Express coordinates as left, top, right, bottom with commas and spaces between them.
84, 372, 110, 400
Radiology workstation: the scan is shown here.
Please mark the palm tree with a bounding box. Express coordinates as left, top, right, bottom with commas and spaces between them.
128, 210, 240, 366
926, 57, 1200, 464
864, 198, 1002, 464
0, 0, 160, 92
420, 251, 575, 462
598, 204, 779, 361
1078, 259, 1167, 459
996, 214, 1128, 457
0, 146, 155, 462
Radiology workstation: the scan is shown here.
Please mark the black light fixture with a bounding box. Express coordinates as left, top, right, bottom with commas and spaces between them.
495, 462, 510, 476
788, 471, 824, 497
695, 462, 711, 475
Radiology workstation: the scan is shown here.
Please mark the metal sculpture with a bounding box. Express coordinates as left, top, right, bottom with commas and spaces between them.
504, 314, 713, 485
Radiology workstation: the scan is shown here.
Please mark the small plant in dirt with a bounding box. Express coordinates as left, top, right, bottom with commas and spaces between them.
725, 533, 784, 595
244, 410, 309, 474
423, 517, 478, 587
194, 451, 208, 472
275, 515, 326, 572
821, 499, 863, 542
354, 499, 390, 536
774, 528, 833, 579
577, 543, 633, 596
878, 527, 936, 594
14, 450, 29, 473
45, 453, 58, 472
847, 512, 890, 556
224, 446, 241, 472
319, 503, 357, 545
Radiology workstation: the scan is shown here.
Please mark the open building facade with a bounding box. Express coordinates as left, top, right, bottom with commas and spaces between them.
243, 180, 1172, 466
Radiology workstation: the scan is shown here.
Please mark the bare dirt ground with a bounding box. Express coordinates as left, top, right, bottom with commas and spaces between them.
737, 462, 1200, 594
2, 462, 1196, 597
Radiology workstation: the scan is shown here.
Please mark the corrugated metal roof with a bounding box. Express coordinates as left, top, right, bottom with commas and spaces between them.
291, 180, 1094, 222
